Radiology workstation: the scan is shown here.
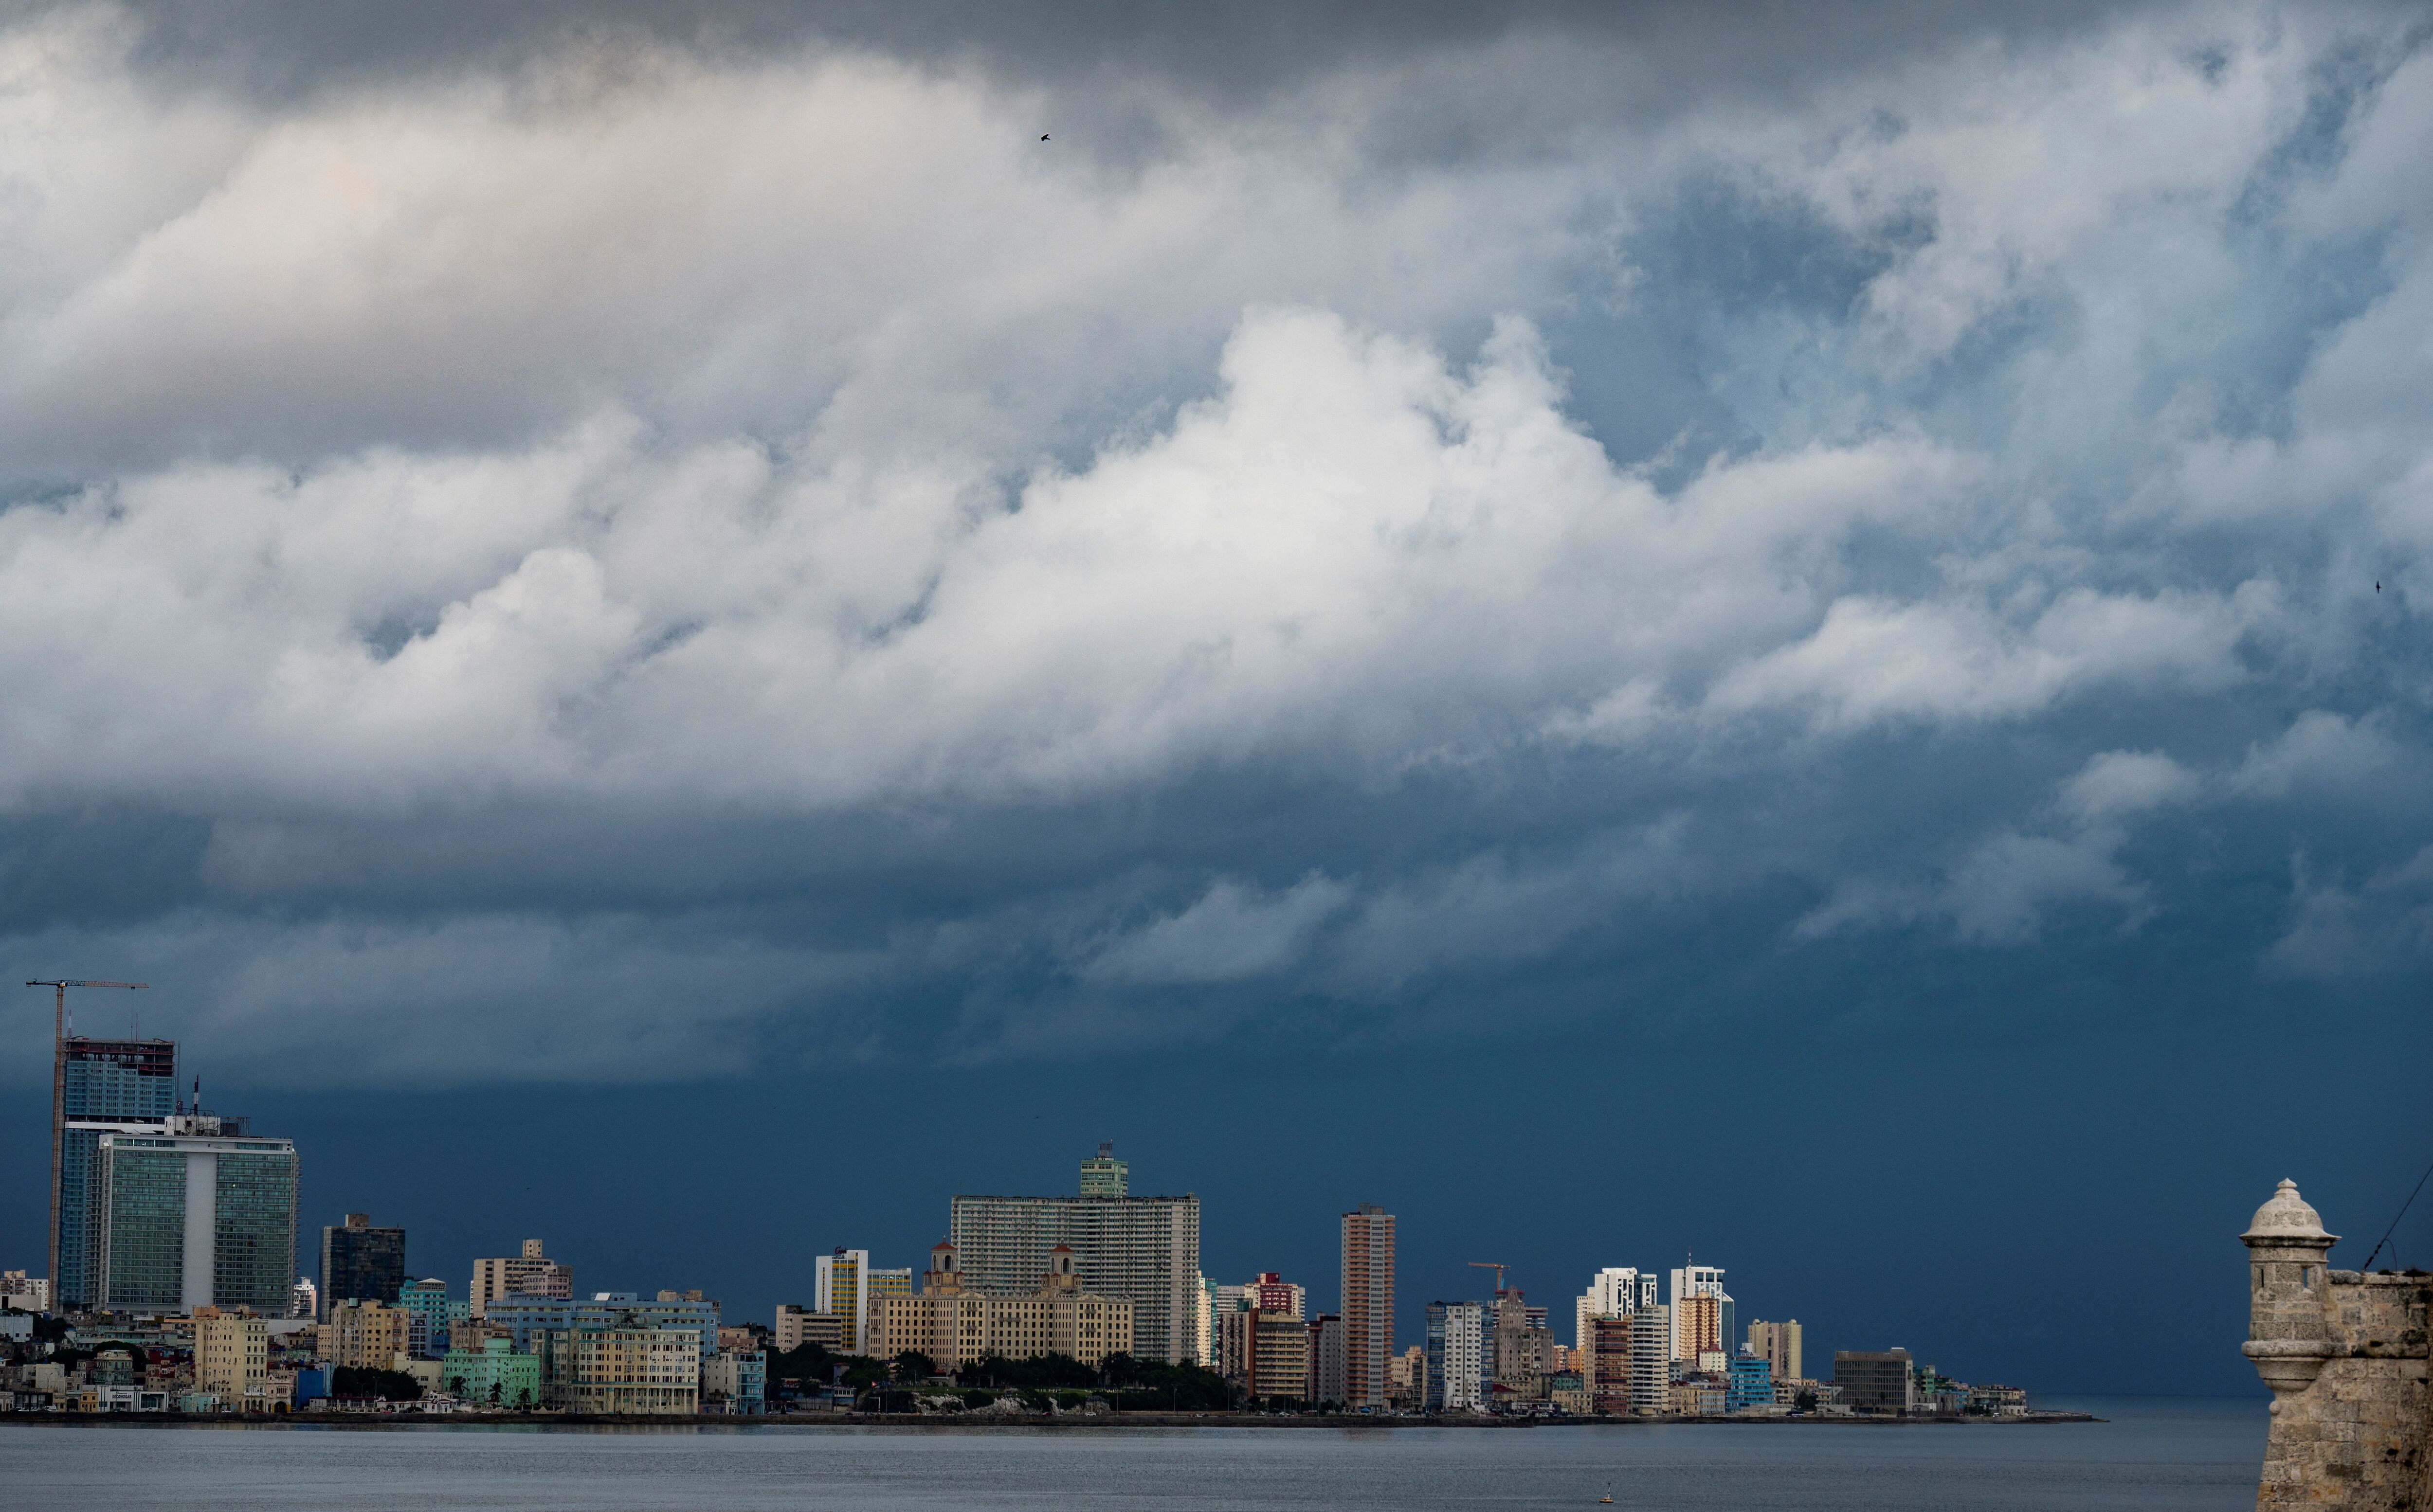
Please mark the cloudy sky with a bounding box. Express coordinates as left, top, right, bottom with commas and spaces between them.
4, 0, 2430, 1393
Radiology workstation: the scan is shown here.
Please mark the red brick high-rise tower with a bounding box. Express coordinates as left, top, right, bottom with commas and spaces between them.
1341, 1204, 1395, 1410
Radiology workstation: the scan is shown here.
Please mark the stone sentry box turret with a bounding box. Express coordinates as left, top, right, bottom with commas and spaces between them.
2242, 1180, 2430, 1509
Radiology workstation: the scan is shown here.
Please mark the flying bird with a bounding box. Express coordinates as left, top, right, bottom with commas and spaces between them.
1040, 133, 1050, 141
2377, 582, 2383, 593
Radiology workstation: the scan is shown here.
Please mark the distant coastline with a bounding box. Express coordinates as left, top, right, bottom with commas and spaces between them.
1, 1410, 2103, 1430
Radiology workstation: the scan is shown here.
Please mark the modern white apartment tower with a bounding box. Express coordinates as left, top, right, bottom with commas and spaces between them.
1426, 1300, 1484, 1411
1668, 1262, 1731, 1363
1629, 1306, 1670, 1413
815, 1248, 872, 1353
1575, 1266, 1657, 1353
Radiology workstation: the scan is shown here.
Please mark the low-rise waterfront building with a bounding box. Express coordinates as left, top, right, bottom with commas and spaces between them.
1774, 1376, 1834, 1410
484, 1293, 720, 1366
1832, 1347, 1916, 1414
539, 1326, 700, 1414
865, 1242, 1134, 1371
195, 1311, 268, 1410
1549, 1369, 1591, 1415
1726, 1347, 1775, 1411
1386, 1344, 1424, 1408
774, 1304, 842, 1352
700, 1350, 767, 1413
442, 1335, 540, 1408
318, 1299, 413, 1370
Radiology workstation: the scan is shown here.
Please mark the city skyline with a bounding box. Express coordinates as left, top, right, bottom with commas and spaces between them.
2, 0, 2432, 1407
16, 1091, 1975, 1401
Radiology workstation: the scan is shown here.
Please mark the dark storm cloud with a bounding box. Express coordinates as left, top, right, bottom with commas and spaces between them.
98, 0, 2153, 107
0, 0, 2417, 1104
3, 2, 2433, 1398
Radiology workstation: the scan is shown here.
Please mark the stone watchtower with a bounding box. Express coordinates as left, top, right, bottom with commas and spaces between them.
2242, 1180, 2430, 1509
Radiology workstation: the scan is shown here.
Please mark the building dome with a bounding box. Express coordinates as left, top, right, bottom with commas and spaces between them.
2243, 1179, 2336, 1243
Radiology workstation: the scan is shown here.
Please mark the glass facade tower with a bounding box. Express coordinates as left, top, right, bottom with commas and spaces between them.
321, 1214, 408, 1313
92, 1127, 299, 1313
54, 1036, 177, 1309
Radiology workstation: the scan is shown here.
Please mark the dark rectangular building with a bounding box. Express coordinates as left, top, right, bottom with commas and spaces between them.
1833, 1347, 1916, 1414
320, 1213, 406, 1315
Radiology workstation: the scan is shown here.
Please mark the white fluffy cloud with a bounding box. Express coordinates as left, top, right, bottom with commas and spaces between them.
0, 307, 2003, 813
0, 3, 2428, 1080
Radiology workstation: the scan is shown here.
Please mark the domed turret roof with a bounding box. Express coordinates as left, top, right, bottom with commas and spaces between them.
2243, 1179, 2337, 1243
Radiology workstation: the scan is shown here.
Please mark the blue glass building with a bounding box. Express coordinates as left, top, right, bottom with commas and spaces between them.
54, 1036, 177, 1309
91, 1126, 299, 1313
1422, 1300, 1483, 1411
1726, 1346, 1774, 1411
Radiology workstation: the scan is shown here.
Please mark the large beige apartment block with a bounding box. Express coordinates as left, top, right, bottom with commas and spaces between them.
949, 1146, 1200, 1364
540, 1327, 701, 1415
195, 1311, 268, 1408
471, 1239, 572, 1318
1747, 1319, 1802, 1382
866, 1242, 1134, 1372
318, 1299, 413, 1370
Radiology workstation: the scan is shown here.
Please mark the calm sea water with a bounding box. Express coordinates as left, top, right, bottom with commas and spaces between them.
0, 1396, 2263, 1511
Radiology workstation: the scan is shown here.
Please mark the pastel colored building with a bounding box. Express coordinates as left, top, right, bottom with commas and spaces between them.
443, 1335, 541, 1408
195, 1312, 269, 1411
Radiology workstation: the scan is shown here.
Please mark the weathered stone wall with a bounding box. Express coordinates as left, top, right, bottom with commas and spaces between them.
2243, 1182, 2432, 1511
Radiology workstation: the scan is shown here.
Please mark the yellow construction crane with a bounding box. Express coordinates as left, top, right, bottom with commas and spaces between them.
28, 979, 147, 1308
